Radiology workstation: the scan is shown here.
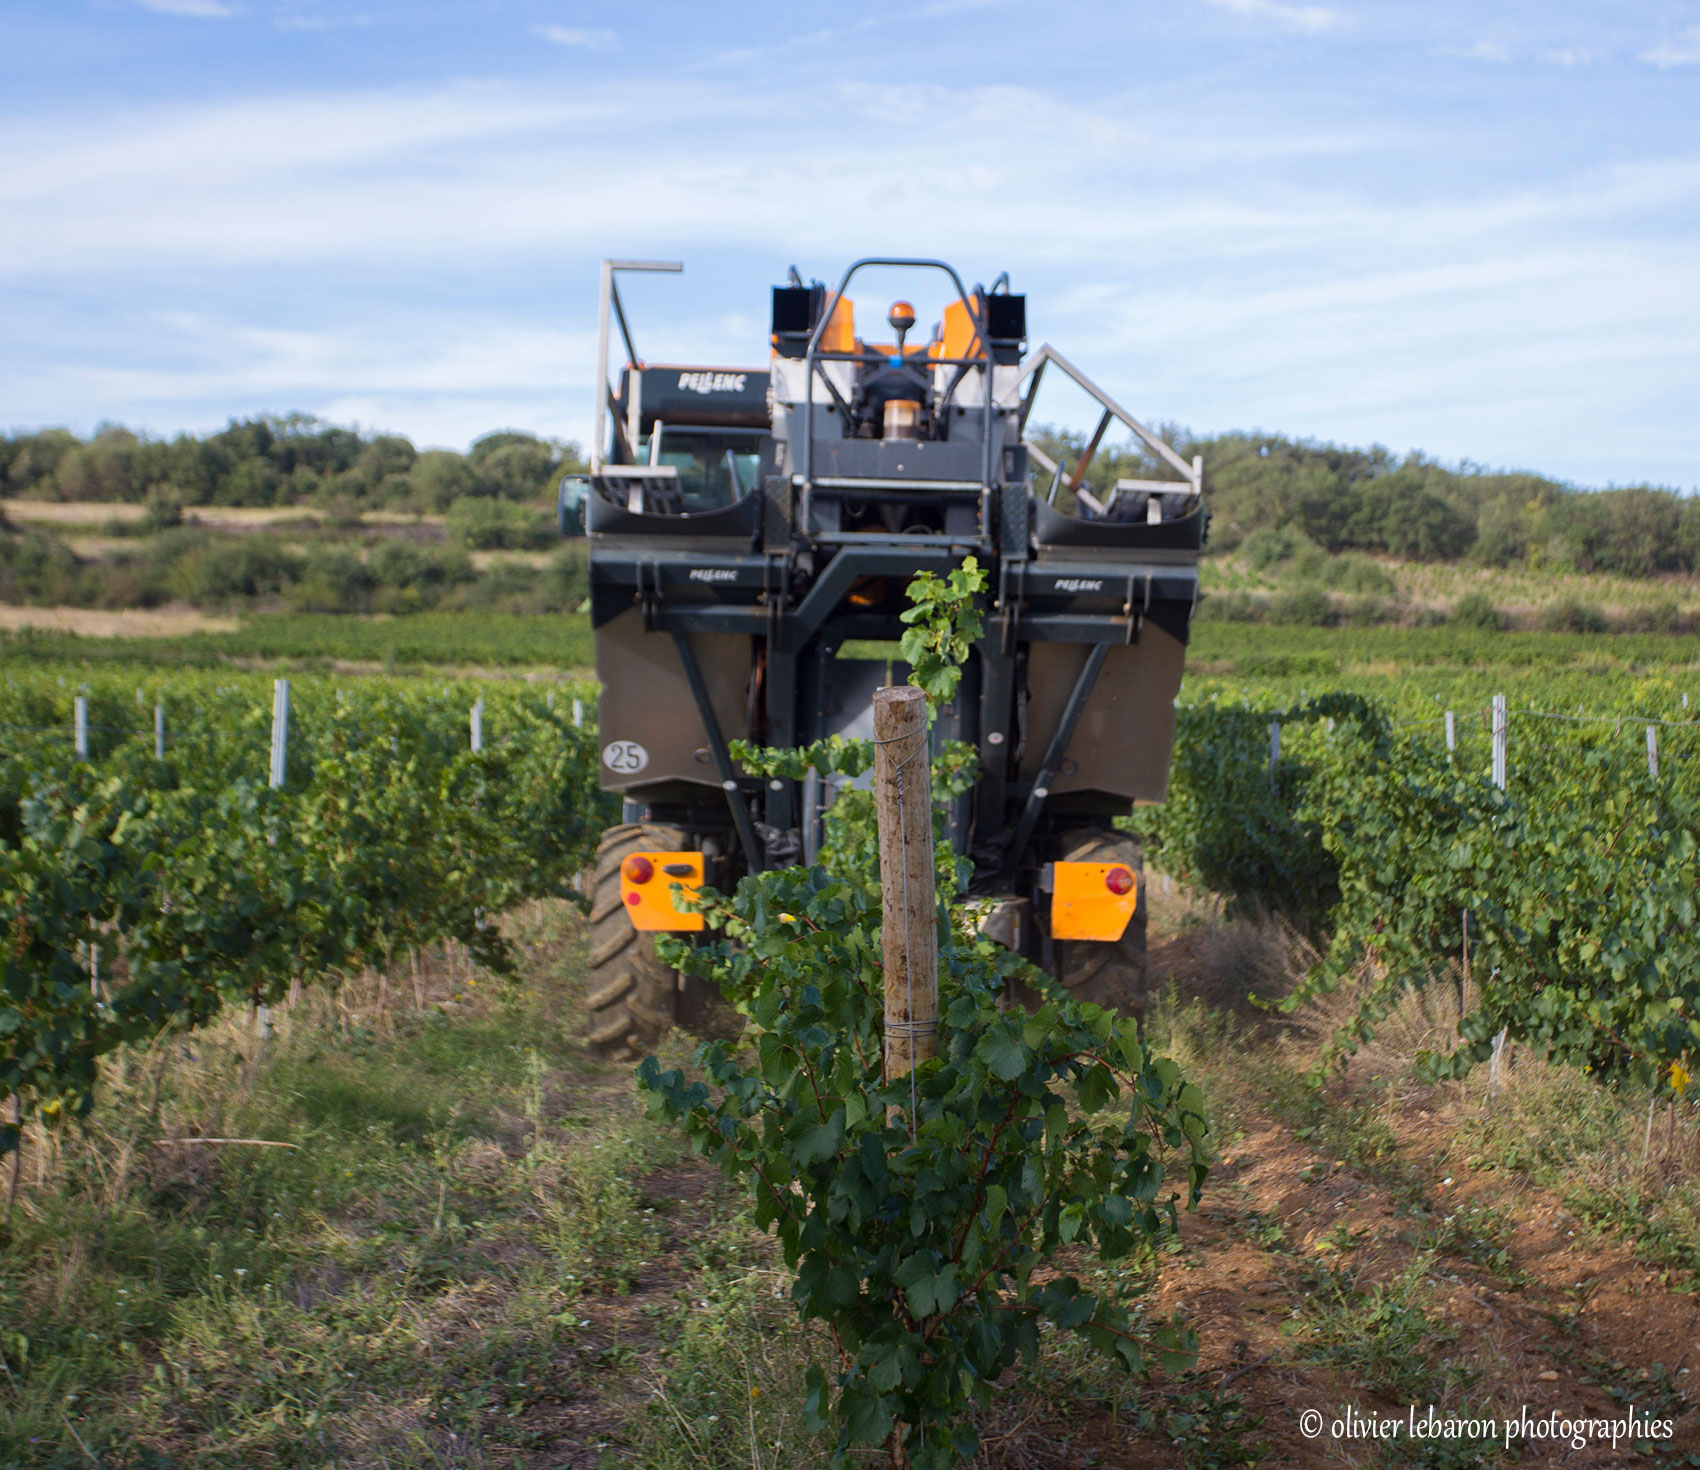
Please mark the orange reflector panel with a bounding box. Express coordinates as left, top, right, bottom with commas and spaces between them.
1050, 862, 1137, 941
621, 850, 705, 932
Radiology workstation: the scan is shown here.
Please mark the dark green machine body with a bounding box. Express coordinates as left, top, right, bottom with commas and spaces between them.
568, 258, 1205, 1052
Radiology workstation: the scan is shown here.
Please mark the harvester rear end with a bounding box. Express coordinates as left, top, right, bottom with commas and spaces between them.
566, 258, 1205, 1057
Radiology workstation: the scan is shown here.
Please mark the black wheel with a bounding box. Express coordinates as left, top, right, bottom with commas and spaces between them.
585, 823, 686, 1059
1052, 828, 1147, 1012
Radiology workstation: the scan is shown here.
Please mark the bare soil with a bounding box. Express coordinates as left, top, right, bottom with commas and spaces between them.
0, 603, 238, 636
491, 921, 1700, 1467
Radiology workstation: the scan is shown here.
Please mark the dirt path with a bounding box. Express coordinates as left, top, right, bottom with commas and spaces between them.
1008, 934, 1700, 1468
469, 924, 1699, 1469
18, 901, 1695, 1468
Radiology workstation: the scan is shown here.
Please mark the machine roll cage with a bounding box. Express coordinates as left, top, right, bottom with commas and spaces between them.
798, 257, 999, 490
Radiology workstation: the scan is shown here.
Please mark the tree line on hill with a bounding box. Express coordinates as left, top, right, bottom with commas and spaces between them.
0, 415, 586, 515
3, 415, 1696, 580
1044, 428, 1700, 578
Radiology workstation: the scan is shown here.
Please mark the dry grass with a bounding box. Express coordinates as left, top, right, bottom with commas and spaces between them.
1202, 550, 1700, 622
3, 498, 147, 524
56, 535, 137, 557
469, 549, 554, 570
2, 499, 443, 529
0, 604, 239, 636
183, 506, 442, 528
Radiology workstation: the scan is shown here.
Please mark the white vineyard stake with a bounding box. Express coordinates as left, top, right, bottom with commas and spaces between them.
269, 679, 290, 788
155, 702, 165, 759
1486, 690, 1506, 1094
1445, 710, 1455, 753
572, 698, 584, 728
1491, 695, 1507, 790
1488, 965, 1506, 1104
1647, 725, 1659, 779
1460, 908, 1470, 1016
470, 699, 484, 752
261, 679, 290, 1043
74, 696, 88, 760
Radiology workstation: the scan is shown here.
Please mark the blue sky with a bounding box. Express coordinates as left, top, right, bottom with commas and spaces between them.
2, 1, 1697, 487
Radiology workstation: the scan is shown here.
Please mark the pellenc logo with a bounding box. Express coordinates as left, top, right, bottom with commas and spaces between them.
688, 568, 738, 582
1054, 578, 1105, 593
677, 372, 748, 394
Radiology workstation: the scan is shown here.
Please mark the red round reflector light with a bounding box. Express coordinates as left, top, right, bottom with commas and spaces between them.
624, 855, 654, 884
1104, 866, 1134, 895
625, 892, 641, 906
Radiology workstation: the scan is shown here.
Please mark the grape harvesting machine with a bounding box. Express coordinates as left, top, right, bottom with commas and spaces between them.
562, 258, 1205, 1057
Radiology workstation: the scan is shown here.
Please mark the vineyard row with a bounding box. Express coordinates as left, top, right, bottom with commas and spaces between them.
5, 664, 1700, 1161
1, 671, 616, 1156
1139, 694, 1700, 1096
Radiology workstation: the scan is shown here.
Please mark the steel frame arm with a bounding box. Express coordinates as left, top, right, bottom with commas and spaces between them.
1016, 344, 1202, 495
670, 630, 763, 871
1003, 641, 1110, 876
592, 259, 682, 475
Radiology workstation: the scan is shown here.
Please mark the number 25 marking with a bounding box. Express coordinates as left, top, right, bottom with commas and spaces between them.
602, 740, 649, 774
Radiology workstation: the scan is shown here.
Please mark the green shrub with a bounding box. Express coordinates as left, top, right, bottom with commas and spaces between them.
169, 535, 301, 605
1619, 599, 1684, 634
404, 449, 477, 511
144, 484, 184, 531
1539, 597, 1607, 634
1240, 526, 1311, 572
446, 496, 550, 551
369, 540, 475, 593
289, 547, 375, 613
1449, 590, 1504, 631
455, 560, 545, 611
1268, 586, 1333, 626
0, 528, 87, 603
1195, 589, 1256, 623
544, 542, 589, 611
1329, 554, 1395, 595
1285, 543, 1331, 583
1339, 595, 1392, 625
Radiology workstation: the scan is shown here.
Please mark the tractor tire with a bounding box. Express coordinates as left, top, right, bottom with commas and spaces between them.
1053, 828, 1148, 1013
584, 823, 686, 1060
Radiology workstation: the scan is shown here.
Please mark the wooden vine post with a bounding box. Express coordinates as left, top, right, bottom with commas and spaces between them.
873, 685, 937, 1083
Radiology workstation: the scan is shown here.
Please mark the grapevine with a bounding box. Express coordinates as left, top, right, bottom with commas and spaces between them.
0, 668, 615, 1154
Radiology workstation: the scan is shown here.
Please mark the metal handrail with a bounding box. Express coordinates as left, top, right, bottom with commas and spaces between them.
1015, 344, 1202, 497
592, 259, 682, 476
800, 258, 997, 490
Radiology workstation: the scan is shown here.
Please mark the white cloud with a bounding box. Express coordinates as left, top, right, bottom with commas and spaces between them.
137, 0, 235, 16
3, 72, 1698, 484
693, 0, 1003, 71
1640, 26, 1700, 69
1541, 47, 1592, 67
0, 82, 616, 207
534, 25, 618, 51
8, 311, 601, 452
1432, 39, 1512, 63
1199, 0, 1340, 36
273, 10, 374, 32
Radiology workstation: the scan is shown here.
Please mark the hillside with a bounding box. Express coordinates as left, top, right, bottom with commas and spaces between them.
1, 416, 1696, 631
1036, 426, 1700, 578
